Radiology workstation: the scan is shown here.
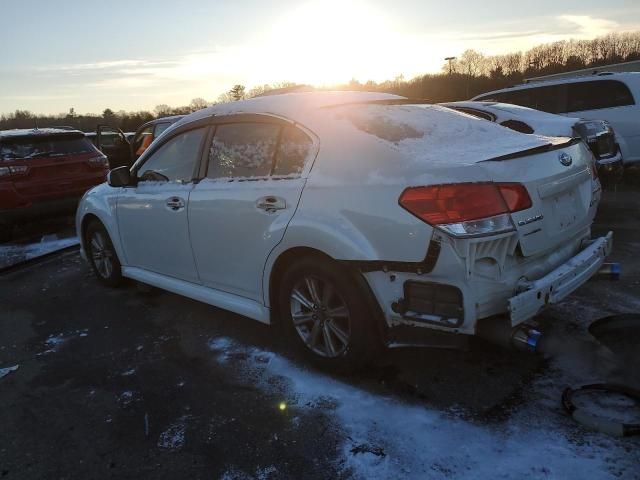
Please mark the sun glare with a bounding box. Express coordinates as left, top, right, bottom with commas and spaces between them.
266, 1, 401, 85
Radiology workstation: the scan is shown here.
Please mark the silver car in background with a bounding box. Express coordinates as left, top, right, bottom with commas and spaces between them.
441, 101, 623, 183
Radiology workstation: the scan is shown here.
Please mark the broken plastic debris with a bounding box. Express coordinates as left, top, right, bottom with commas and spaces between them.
0, 365, 19, 379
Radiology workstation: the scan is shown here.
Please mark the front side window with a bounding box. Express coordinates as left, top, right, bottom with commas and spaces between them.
566, 80, 635, 112
138, 127, 206, 182
134, 126, 154, 157
207, 123, 280, 178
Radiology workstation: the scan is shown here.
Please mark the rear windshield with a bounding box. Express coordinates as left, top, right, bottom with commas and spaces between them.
0, 135, 96, 160
333, 103, 550, 165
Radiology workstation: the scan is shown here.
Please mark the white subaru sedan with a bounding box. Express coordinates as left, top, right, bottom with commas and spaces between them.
76, 91, 612, 370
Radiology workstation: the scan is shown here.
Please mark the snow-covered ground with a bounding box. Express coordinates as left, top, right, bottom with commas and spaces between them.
0, 234, 79, 269
209, 333, 639, 480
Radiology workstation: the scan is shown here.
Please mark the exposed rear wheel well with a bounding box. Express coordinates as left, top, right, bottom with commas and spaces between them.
268, 247, 387, 340
269, 247, 330, 324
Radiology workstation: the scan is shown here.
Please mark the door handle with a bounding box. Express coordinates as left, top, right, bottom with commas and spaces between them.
256, 196, 286, 212
166, 196, 185, 211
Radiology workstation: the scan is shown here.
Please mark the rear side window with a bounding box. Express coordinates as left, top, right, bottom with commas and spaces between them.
154, 122, 172, 137
500, 120, 534, 134
0, 135, 95, 160
528, 85, 565, 113
566, 80, 635, 112
451, 107, 495, 121
207, 123, 280, 178
138, 127, 206, 182
273, 126, 313, 176
477, 85, 565, 113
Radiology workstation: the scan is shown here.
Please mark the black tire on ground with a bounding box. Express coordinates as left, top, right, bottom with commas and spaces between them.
85, 220, 122, 287
277, 255, 380, 373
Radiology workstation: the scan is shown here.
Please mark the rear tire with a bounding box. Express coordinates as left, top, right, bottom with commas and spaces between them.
277, 256, 379, 373
86, 221, 122, 287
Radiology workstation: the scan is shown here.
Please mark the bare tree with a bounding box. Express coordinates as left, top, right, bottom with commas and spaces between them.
455, 50, 487, 77
154, 104, 172, 117
189, 98, 209, 112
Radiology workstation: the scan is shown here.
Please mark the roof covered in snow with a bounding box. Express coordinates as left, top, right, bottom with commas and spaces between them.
0, 127, 84, 141
172, 91, 404, 128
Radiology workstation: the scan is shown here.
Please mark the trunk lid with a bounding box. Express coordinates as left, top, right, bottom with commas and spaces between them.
478, 139, 598, 256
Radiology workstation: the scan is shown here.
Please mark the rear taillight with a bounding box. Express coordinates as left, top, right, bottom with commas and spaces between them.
0, 165, 29, 178
399, 182, 532, 237
87, 155, 108, 167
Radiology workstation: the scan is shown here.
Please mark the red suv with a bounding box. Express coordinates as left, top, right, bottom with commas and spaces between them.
0, 128, 108, 240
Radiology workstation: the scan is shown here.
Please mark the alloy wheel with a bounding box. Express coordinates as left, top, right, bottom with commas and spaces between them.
90, 231, 114, 279
290, 275, 351, 358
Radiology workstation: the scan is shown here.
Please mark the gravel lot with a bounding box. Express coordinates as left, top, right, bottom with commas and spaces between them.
1, 184, 639, 479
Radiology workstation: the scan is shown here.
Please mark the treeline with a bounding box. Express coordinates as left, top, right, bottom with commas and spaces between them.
1, 31, 638, 132
0, 99, 210, 133
338, 31, 640, 102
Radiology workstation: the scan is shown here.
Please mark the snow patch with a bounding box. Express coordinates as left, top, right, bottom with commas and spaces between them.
0, 235, 79, 269
208, 337, 638, 480
0, 364, 19, 379
40, 329, 89, 354
157, 415, 190, 451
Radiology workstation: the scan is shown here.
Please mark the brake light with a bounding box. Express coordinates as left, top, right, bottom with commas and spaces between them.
497, 184, 532, 212
0, 165, 29, 177
87, 155, 108, 167
399, 182, 532, 237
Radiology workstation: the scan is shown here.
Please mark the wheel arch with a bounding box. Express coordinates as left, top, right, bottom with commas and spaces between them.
78, 211, 125, 265
265, 245, 388, 341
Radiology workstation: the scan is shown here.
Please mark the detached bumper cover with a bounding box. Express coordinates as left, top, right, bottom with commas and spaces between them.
508, 231, 613, 326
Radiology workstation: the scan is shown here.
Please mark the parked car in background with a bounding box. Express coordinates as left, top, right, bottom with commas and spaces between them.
92, 116, 184, 170
76, 92, 611, 371
1, 128, 108, 241
441, 101, 623, 182
472, 72, 640, 167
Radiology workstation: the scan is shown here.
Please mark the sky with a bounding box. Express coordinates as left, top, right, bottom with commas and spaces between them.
0, 0, 639, 115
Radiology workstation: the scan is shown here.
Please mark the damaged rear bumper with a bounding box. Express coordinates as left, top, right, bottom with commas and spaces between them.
508, 231, 613, 325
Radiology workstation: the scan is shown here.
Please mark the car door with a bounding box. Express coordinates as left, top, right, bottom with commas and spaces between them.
189, 116, 317, 301
117, 126, 209, 283
96, 125, 132, 169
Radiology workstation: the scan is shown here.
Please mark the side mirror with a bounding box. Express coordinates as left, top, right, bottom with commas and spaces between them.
108, 166, 134, 187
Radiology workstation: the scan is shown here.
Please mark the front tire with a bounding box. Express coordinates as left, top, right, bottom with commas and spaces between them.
278, 256, 378, 372
86, 221, 122, 287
